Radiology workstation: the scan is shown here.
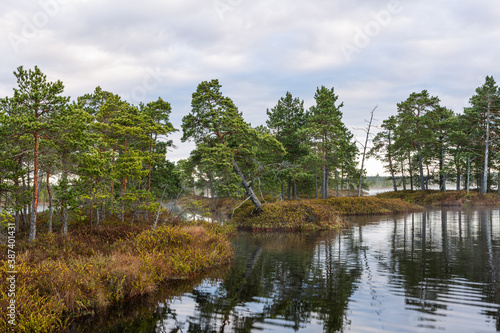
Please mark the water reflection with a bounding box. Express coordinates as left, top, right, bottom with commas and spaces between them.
155, 231, 363, 332
347, 209, 500, 332
90, 209, 500, 332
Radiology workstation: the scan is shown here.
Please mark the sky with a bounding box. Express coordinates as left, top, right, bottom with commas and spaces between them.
2, 0, 500, 176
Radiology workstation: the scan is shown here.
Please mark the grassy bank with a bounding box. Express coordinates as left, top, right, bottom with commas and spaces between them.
376, 190, 500, 207
0, 222, 234, 332
233, 197, 423, 230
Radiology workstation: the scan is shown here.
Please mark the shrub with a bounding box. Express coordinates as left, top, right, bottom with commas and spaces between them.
0, 223, 233, 332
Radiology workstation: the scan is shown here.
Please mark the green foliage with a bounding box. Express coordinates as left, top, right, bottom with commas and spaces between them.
305, 86, 359, 198
0, 71, 178, 237
181, 79, 285, 209
374, 77, 500, 193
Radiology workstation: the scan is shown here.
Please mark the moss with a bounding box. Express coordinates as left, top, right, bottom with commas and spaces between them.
233, 197, 422, 231
376, 190, 500, 207
234, 200, 344, 231
317, 196, 422, 215
0, 222, 234, 332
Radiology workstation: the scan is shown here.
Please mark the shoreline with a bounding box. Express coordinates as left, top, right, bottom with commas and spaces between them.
3, 190, 498, 331
0, 222, 234, 332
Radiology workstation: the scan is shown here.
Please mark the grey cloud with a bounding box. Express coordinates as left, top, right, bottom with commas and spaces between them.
2, 0, 500, 174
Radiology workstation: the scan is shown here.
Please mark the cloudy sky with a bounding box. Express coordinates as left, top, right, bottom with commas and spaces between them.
2, 0, 500, 175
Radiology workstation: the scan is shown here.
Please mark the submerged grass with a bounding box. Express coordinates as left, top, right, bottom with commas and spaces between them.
233, 197, 422, 230
376, 190, 500, 207
0, 222, 234, 332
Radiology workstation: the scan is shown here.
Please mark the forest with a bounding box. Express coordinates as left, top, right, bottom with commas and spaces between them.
1, 66, 499, 241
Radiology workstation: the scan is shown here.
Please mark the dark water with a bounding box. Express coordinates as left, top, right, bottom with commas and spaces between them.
82, 209, 500, 332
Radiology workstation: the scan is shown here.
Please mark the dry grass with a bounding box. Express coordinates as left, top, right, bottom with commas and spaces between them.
0, 222, 234, 332
234, 200, 344, 231
376, 190, 500, 207
232, 196, 422, 231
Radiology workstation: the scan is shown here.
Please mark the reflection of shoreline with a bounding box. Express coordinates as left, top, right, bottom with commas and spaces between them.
65, 208, 500, 332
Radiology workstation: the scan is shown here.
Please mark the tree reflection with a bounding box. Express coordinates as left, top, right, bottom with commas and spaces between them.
158, 231, 363, 332
388, 209, 500, 329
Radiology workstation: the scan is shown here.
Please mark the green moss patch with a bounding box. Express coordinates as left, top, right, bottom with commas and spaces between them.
233, 197, 422, 231
377, 190, 500, 207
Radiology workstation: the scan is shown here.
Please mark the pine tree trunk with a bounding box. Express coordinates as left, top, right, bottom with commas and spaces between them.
61, 207, 68, 235
340, 166, 344, 190
232, 160, 261, 210
281, 181, 285, 201
90, 182, 94, 229
147, 133, 153, 192
314, 166, 318, 199
27, 163, 31, 218
47, 172, 53, 233
325, 167, 329, 198
14, 177, 20, 232
408, 156, 414, 191
14, 212, 19, 233
322, 164, 327, 199
29, 131, 40, 242
401, 162, 406, 191
388, 150, 397, 191
336, 170, 339, 197
466, 156, 470, 193
440, 143, 445, 192
426, 164, 431, 190
96, 207, 100, 227
418, 151, 425, 191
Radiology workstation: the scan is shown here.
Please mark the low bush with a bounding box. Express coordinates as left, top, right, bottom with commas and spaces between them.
376, 190, 500, 206
0, 222, 233, 332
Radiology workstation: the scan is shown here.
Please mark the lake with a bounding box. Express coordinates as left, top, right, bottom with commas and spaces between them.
73, 208, 500, 332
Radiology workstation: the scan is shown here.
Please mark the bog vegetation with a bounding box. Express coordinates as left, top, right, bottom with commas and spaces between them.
0, 221, 234, 332
377, 190, 500, 207
234, 197, 422, 231
1, 65, 500, 331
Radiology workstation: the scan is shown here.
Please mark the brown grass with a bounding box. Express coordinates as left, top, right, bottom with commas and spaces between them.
233, 196, 423, 231
376, 190, 500, 207
0, 222, 234, 332
233, 200, 344, 231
